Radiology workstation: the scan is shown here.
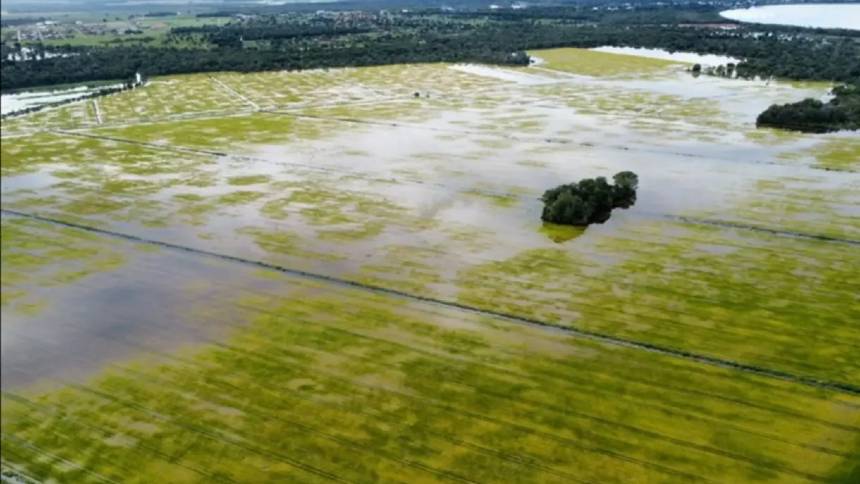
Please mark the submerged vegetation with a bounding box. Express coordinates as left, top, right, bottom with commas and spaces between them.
541, 171, 638, 226
757, 83, 860, 133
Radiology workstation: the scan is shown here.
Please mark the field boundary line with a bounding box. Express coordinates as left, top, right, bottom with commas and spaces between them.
92, 98, 103, 124
6, 190, 860, 353
209, 75, 260, 110
672, 215, 860, 245
3, 207, 858, 396
50, 128, 230, 157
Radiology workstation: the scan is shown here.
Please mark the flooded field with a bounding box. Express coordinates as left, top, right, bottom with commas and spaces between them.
1, 82, 123, 116
2, 48, 859, 482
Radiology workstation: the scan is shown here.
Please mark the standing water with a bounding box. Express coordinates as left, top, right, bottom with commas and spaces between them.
720, 3, 860, 30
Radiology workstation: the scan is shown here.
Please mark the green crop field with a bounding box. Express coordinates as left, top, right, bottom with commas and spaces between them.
2, 48, 858, 482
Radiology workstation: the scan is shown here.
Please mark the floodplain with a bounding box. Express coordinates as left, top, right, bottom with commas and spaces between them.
1, 48, 859, 482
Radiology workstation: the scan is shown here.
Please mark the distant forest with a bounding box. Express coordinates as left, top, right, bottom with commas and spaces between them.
3, 3, 859, 90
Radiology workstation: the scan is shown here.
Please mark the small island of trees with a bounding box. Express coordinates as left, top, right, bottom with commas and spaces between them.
541, 171, 638, 226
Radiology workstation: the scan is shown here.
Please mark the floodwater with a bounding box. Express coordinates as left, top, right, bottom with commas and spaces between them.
1, 51, 857, 391
720, 3, 860, 30
0, 232, 291, 389
2, 48, 859, 483
1, 83, 120, 115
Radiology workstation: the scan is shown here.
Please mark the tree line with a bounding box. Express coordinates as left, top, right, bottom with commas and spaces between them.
2, 5, 859, 91
757, 83, 860, 133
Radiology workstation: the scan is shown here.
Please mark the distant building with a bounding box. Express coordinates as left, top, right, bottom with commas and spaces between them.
679, 23, 740, 30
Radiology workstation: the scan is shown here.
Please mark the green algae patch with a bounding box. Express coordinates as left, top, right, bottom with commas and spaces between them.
464, 187, 520, 208
217, 190, 266, 206
283, 185, 408, 238
227, 175, 272, 186
317, 220, 386, 242
95, 112, 321, 151
260, 197, 291, 220
809, 136, 860, 171
354, 244, 446, 294
1, 132, 92, 176
458, 247, 594, 322
238, 226, 342, 262
1, 131, 219, 230
702, 175, 860, 241
531, 48, 683, 78
173, 194, 221, 226
745, 126, 803, 146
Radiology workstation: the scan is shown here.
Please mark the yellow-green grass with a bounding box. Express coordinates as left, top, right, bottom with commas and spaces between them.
810, 136, 860, 172
695, 176, 860, 241
1, 262, 857, 482
530, 48, 684, 78
457, 220, 860, 384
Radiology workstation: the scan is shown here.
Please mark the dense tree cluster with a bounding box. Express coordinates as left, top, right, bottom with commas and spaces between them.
757, 83, 860, 133
171, 16, 378, 48
541, 172, 638, 226
0, 43, 528, 90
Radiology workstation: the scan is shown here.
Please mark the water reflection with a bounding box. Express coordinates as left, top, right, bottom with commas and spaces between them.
0, 245, 286, 390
